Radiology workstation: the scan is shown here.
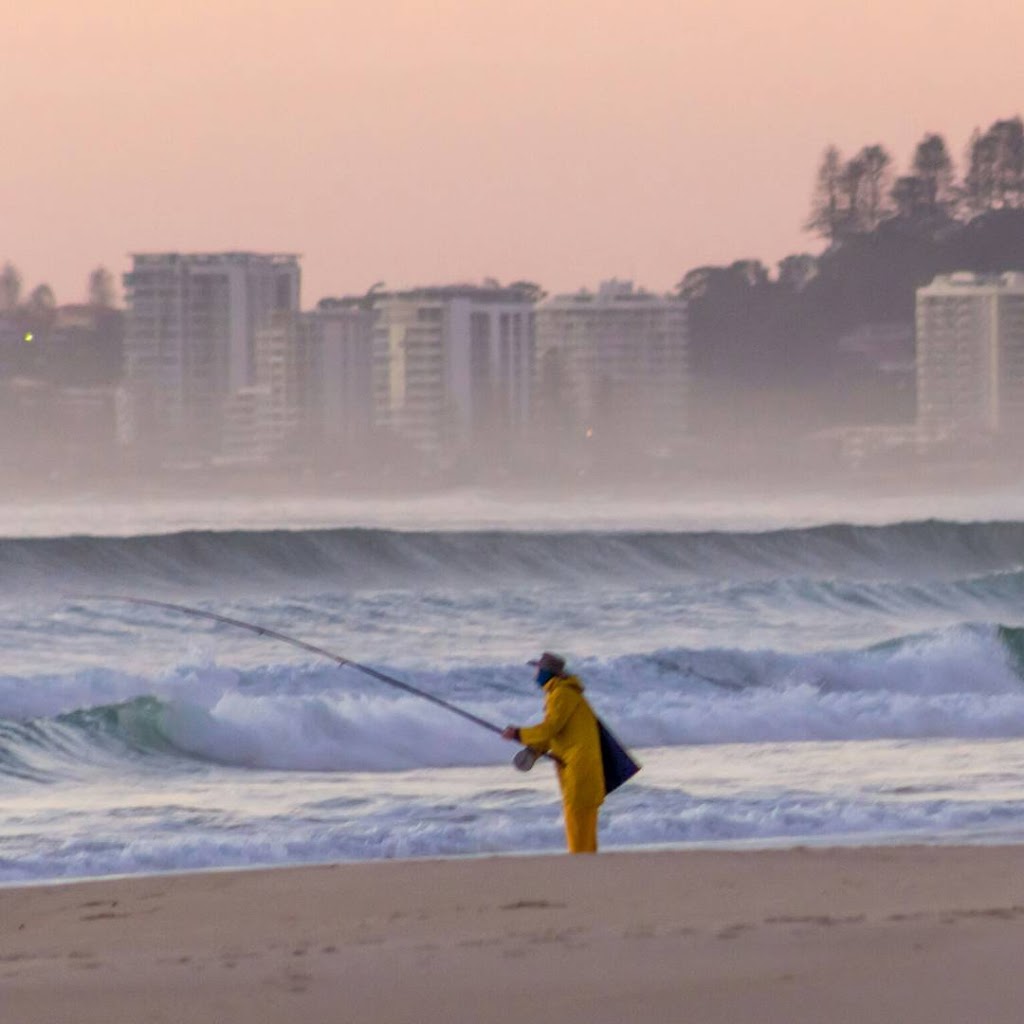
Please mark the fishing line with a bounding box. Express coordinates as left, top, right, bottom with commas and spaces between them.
82, 595, 506, 736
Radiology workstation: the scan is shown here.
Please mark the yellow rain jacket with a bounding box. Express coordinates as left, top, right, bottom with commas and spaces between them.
519, 675, 605, 810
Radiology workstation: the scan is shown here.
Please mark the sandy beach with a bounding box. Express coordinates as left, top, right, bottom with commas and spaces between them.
2, 845, 1024, 1023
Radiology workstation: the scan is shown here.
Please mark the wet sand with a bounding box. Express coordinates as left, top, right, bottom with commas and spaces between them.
3, 845, 1024, 1023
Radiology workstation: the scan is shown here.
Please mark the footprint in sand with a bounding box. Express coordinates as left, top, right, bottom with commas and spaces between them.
500, 899, 566, 910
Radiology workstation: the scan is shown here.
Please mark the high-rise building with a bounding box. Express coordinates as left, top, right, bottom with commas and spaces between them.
303, 303, 374, 462
916, 272, 1024, 441
220, 310, 314, 465
534, 280, 688, 455
371, 285, 535, 457
122, 252, 301, 459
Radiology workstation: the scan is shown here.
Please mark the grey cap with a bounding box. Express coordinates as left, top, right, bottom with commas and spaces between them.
527, 651, 566, 675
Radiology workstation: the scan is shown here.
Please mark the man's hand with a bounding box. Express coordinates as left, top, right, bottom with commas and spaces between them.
501, 726, 520, 741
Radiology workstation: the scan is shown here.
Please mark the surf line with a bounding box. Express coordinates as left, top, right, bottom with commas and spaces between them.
82, 595, 506, 737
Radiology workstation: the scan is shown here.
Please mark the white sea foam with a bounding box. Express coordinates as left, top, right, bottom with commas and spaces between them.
5, 487, 1024, 538
1, 623, 1023, 777
4, 739, 1024, 883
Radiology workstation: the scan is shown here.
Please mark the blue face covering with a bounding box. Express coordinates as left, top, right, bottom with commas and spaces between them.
535, 667, 555, 688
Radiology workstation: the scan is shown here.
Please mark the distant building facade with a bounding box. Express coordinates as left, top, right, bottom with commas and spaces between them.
303, 303, 375, 465
0, 303, 125, 478
534, 280, 688, 456
122, 252, 301, 460
371, 285, 535, 458
220, 311, 315, 464
916, 272, 1024, 442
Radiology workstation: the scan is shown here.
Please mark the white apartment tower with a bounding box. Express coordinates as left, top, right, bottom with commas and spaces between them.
221, 305, 373, 467
372, 286, 535, 457
123, 252, 301, 458
916, 272, 1024, 441
220, 311, 314, 464
303, 304, 375, 459
534, 280, 688, 452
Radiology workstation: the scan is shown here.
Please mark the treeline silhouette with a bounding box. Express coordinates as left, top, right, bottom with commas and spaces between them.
680, 115, 1024, 436
0, 264, 121, 385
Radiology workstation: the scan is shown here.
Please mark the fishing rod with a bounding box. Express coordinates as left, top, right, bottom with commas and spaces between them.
82, 595, 505, 737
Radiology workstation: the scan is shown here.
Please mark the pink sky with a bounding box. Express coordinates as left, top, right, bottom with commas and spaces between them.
6, 0, 1023, 306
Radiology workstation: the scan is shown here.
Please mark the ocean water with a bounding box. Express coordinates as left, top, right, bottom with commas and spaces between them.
4, 490, 1024, 883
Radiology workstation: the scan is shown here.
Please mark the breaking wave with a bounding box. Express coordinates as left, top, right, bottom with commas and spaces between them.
3, 622, 1024, 779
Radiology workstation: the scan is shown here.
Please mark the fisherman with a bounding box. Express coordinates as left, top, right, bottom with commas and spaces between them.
501, 652, 605, 854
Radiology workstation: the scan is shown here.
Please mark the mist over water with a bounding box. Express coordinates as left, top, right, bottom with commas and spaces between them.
5, 483, 1024, 538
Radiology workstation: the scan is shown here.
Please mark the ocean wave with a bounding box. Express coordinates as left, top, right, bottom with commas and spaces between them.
3, 622, 1024, 778
2, 519, 1024, 595
6, 742, 1024, 882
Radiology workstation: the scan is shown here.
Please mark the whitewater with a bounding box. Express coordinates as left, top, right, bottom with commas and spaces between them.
4, 490, 1024, 883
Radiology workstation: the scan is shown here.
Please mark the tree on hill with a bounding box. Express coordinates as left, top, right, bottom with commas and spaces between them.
0, 262, 21, 311
941, 208, 1024, 272
912, 133, 955, 213
891, 175, 931, 221
680, 113, 1024, 435
88, 266, 116, 307
806, 146, 847, 242
776, 254, 818, 292
850, 145, 893, 232
676, 260, 784, 383
962, 117, 1024, 214
507, 280, 547, 303
27, 284, 56, 313
808, 144, 893, 240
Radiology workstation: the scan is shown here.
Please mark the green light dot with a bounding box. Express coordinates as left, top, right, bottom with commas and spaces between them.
23, 333, 33, 342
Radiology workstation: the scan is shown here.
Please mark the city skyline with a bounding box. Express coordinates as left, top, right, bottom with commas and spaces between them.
4, 243, 1024, 495
6, 0, 1024, 306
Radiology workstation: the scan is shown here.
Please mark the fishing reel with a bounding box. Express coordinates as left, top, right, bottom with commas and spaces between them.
513, 747, 540, 772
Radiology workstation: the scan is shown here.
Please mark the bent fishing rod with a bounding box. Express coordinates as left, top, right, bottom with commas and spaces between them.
83, 595, 506, 737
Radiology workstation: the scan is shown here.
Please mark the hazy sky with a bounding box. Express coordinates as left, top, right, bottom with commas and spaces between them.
6, 0, 1023, 306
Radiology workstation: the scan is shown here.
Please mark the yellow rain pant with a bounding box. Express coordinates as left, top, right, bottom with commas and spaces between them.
564, 804, 599, 854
